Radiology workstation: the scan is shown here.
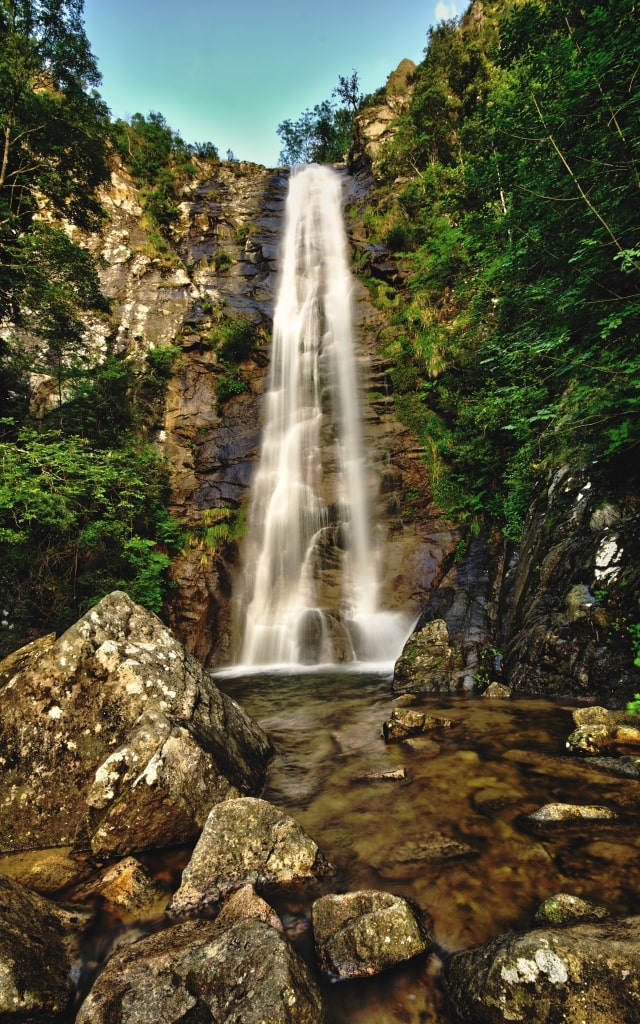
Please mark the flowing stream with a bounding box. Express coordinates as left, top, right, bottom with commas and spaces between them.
236, 164, 410, 669
221, 674, 640, 1023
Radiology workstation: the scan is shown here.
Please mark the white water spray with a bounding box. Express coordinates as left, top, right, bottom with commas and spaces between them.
236, 165, 410, 669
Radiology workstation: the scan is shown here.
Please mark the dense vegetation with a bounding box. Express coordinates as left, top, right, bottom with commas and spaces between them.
1, 0, 638, 655
0, 1, 196, 650
350, 0, 640, 538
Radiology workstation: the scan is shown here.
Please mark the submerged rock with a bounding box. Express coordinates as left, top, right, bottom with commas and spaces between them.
312, 890, 431, 979
169, 797, 331, 916
534, 892, 611, 926
526, 802, 618, 824
382, 705, 455, 743
443, 916, 640, 1023
75, 917, 324, 1024
0, 592, 272, 862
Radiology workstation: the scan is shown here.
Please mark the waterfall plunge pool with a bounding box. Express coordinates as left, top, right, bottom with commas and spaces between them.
219, 672, 640, 1023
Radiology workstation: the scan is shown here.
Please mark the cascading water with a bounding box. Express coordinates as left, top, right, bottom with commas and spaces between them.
236, 164, 410, 670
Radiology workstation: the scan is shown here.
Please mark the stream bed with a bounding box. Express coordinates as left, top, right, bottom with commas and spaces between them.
221, 670, 640, 1023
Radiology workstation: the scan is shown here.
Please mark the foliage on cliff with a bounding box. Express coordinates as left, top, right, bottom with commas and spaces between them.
353, 0, 640, 538
0, 2, 187, 650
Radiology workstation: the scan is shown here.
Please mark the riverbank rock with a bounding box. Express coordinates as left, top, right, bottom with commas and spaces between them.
76, 917, 324, 1024
443, 915, 640, 1023
393, 620, 462, 693
312, 890, 431, 979
0, 873, 88, 1021
0, 591, 272, 862
566, 705, 640, 755
169, 797, 331, 916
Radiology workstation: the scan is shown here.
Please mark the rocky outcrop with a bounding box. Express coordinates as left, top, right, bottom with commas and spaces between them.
75, 916, 324, 1024
0, 591, 271, 862
502, 465, 640, 703
312, 890, 431, 979
169, 797, 331, 916
443, 915, 640, 1023
352, 59, 416, 171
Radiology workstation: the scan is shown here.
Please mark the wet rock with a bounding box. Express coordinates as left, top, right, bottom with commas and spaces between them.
382, 833, 476, 868
0, 592, 272, 863
95, 857, 169, 916
393, 619, 458, 693
482, 681, 511, 698
526, 802, 618, 824
312, 890, 431, 979
588, 755, 640, 778
0, 847, 93, 896
214, 883, 283, 933
357, 766, 408, 782
0, 873, 88, 1021
76, 917, 324, 1024
502, 466, 640, 703
566, 705, 640, 754
169, 797, 331, 916
382, 705, 455, 743
534, 892, 611, 926
443, 916, 640, 1023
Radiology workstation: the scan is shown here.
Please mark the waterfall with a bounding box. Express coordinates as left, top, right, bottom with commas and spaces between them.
236, 164, 410, 670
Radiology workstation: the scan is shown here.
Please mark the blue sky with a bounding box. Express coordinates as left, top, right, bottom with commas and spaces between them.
83, 0, 461, 167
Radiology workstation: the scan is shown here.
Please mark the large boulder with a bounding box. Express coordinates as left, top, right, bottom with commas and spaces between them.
0, 592, 272, 861
76, 917, 324, 1024
0, 872, 88, 1022
443, 916, 640, 1023
169, 797, 331, 916
393, 619, 462, 693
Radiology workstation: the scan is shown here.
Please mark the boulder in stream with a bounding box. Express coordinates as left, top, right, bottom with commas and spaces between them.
169, 797, 331, 916
566, 705, 640, 755
312, 889, 432, 979
393, 619, 461, 693
0, 591, 272, 863
443, 915, 640, 1023
75, 917, 324, 1024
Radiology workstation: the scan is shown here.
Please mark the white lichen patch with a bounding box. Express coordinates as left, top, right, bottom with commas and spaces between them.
594, 535, 623, 582
47, 705, 63, 719
133, 752, 163, 788
501, 948, 568, 986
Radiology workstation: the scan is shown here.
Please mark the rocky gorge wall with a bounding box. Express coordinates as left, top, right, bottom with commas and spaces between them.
69, 142, 640, 703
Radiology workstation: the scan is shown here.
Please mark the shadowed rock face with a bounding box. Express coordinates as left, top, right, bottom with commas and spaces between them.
0, 591, 272, 861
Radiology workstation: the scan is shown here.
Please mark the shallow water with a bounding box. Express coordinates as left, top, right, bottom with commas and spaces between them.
221, 671, 640, 1023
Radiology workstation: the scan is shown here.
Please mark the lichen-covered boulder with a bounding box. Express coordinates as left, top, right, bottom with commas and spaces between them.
393, 619, 462, 693
169, 797, 331, 916
312, 890, 431, 979
526, 803, 618, 825
0, 873, 88, 1021
76, 917, 324, 1024
443, 916, 640, 1023
0, 592, 272, 861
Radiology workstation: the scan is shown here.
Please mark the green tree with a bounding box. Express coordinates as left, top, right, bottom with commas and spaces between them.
0, 0, 111, 411
276, 74, 360, 165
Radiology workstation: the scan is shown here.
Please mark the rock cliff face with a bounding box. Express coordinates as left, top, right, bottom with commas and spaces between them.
81, 156, 461, 670
71, 139, 640, 701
